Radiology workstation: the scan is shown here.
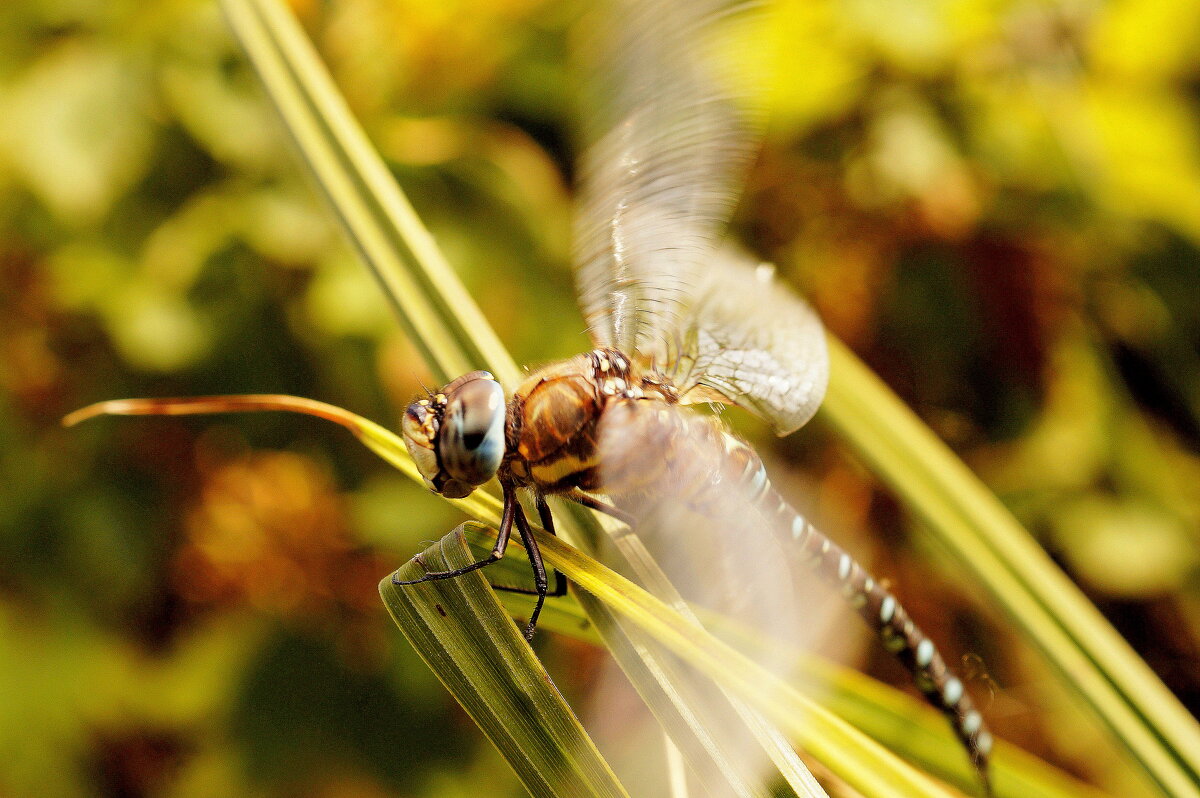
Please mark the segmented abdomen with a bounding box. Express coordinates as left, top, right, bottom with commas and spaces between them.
724, 432, 994, 790
598, 398, 992, 792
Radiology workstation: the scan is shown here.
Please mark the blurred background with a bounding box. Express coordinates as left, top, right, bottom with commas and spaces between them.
1, 0, 1198, 795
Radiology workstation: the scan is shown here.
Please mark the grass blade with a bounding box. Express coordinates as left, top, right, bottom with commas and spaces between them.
381, 524, 630, 798
821, 338, 1200, 798
524, 523, 957, 798
219, 0, 517, 387
526, 585, 1118, 798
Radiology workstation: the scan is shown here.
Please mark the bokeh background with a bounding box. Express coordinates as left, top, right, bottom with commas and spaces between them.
2, 0, 1199, 795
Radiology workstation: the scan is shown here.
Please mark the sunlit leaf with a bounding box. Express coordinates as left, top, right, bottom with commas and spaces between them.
821, 338, 1200, 798
380, 525, 629, 798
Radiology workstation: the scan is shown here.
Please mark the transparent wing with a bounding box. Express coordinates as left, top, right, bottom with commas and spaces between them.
589, 398, 844, 793
596, 398, 833, 627
649, 247, 829, 436
573, 0, 767, 356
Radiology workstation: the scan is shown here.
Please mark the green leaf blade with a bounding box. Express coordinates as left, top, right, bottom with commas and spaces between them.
821, 338, 1200, 798
219, 0, 518, 387
380, 524, 630, 798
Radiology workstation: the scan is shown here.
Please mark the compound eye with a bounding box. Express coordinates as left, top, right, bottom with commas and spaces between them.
440, 377, 505, 487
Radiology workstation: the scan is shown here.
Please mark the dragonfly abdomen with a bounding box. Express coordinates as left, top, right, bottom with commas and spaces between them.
597, 400, 991, 788
724, 434, 994, 791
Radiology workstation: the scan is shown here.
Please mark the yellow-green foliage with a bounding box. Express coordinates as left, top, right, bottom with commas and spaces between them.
1, 0, 1199, 796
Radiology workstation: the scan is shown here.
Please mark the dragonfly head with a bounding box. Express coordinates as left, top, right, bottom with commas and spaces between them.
402, 371, 506, 499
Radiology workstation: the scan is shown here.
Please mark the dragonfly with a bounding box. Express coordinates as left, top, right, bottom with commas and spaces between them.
393, 0, 994, 791
66, 0, 992, 792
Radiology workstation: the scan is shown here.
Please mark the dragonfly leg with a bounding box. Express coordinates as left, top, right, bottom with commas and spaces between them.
512, 500, 550, 640
535, 495, 569, 598
391, 483, 563, 641
391, 482, 517, 586
563, 489, 634, 527
478, 496, 568, 622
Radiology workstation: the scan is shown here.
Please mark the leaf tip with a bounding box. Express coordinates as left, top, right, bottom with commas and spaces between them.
62, 400, 126, 427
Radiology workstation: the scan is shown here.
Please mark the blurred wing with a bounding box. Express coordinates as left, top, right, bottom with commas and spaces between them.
573, 0, 767, 356
653, 247, 829, 436
593, 398, 840, 790
596, 398, 836, 650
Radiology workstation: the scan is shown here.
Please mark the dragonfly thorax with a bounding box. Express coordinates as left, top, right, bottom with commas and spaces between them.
506, 348, 678, 494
